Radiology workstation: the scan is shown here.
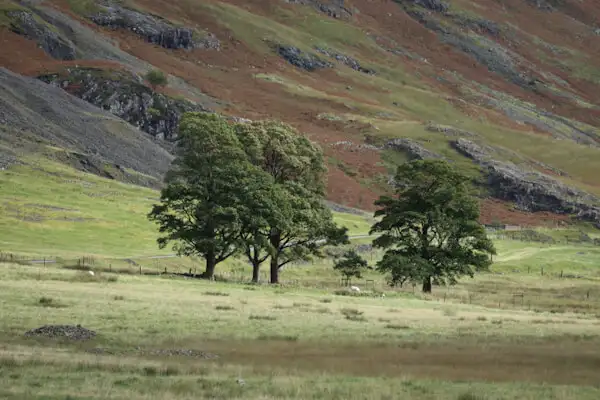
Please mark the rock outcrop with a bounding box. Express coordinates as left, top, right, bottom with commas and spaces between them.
315, 47, 375, 75
452, 138, 600, 223
89, 4, 219, 50
38, 67, 210, 141
275, 45, 333, 71
384, 138, 442, 160
285, 0, 353, 19
0, 67, 173, 181
8, 10, 76, 60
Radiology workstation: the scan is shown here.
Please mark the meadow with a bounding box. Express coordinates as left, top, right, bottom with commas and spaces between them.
2, 160, 600, 399
1, 235, 600, 399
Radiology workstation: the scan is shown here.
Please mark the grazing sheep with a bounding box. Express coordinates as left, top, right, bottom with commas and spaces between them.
350, 286, 360, 293
88, 271, 95, 276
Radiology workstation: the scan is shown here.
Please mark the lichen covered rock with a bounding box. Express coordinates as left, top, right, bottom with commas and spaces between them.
452, 138, 600, 223
89, 4, 219, 50
38, 67, 210, 141
275, 45, 333, 71
8, 10, 76, 60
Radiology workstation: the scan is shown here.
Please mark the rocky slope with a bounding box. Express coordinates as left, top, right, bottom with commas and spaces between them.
2, 0, 600, 226
38, 67, 210, 141
0, 67, 172, 185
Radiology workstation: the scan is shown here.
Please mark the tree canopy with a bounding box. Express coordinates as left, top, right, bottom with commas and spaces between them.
147, 112, 271, 279
333, 249, 370, 281
148, 114, 347, 283
370, 159, 496, 293
145, 69, 167, 91
234, 120, 348, 283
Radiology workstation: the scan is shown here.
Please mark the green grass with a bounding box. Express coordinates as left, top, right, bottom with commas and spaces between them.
0, 159, 375, 258
1, 253, 600, 399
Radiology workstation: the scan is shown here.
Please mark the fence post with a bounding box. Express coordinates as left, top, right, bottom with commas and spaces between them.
139, 265, 142, 275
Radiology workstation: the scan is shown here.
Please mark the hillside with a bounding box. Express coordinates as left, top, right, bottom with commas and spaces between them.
1, 0, 600, 226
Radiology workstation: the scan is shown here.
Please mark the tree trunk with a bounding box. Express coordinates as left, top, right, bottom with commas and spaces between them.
202, 251, 216, 280
269, 230, 281, 284
252, 262, 260, 283
270, 255, 279, 284
422, 276, 432, 293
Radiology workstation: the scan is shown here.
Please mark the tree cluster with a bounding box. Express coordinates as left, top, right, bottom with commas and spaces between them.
148, 112, 348, 284
149, 112, 496, 292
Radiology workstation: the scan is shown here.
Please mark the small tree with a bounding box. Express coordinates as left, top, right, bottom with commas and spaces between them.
333, 249, 369, 283
371, 159, 496, 293
145, 69, 168, 92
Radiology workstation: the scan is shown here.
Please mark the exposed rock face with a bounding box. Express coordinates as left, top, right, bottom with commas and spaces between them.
526, 0, 563, 12
285, 0, 353, 19
37, 67, 210, 141
384, 138, 442, 160
0, 67, 173, 181
425, 123, 478, 137
275, 45, 333, 71
411, 0, 449, 13
315, 47, 376, 75
8, 10, 76, 60
452, 138, 600, 223
89, 4, 219, 50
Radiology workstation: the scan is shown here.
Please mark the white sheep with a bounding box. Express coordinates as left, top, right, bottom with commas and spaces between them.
87, 270, 95, 276
350, 286, 361, 293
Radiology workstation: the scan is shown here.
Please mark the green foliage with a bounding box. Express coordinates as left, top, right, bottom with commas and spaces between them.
148, 112, 268, 279
145, 69, 168, 91
333, 249, 369, 280
233, 120, 348, 283
371, 160, 496, 293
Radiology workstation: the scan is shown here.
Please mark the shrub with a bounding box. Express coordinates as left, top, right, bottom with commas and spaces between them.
145, 69, 167, 91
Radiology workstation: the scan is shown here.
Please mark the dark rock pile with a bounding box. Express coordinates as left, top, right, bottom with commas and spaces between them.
315, 47, 375, 75
276, 45, 333, 71
89, 4, 219, 50
25, 324, 97, 341
8, 10, 76, 60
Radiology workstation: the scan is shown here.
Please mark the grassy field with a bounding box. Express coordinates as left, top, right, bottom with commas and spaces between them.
1, 240, 600, 399
0, 159, 374, 258
2, 151, 600, 399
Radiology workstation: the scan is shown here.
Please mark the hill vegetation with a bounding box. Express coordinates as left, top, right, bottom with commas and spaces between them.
2, 0, 600, 398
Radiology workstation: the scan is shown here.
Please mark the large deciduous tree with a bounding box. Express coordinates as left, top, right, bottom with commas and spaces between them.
148, 112, 268, 279
234, 120, 348, 283
370, 159, 496, 293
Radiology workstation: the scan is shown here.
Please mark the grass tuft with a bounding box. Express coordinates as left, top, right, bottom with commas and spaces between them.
204, 291, 230, 297
249, 315, 277, 321
215, 305, 236, 311
36, 296, 67, 308
385, 323, 411, 330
